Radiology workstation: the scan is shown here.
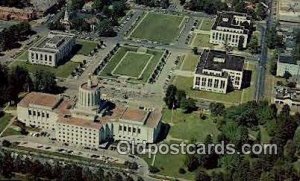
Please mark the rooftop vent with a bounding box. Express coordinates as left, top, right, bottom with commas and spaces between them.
222, 18, 229, 22
213, 57, 225, 63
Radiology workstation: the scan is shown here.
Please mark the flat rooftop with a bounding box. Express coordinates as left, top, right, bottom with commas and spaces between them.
212, 11, 251, 32
275, 86, 300, 102
18, 92, 62, 109
29, 31, 74, 53
196, 49, 244, 74
278, 0, 300, 23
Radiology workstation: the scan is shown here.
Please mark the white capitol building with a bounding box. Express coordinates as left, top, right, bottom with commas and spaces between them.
17, 76, 162, 148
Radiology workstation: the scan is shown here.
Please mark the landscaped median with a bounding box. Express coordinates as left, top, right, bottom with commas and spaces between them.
98, 45, 165, 83
0, 113, 13, 134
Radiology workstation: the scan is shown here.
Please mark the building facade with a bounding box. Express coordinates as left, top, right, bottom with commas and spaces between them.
17, 77, 162, 148
276, 54, 300, 77
273, 86, 300, 113
210, 11, 251, 48
0, 6, 36, 21
193, 49, 244, 94
28, 31, 76, 67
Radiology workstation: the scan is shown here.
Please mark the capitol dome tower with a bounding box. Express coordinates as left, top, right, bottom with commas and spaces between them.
77, 75, 101, 110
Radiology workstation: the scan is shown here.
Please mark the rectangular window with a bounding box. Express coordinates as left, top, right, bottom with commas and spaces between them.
128, 127, 131, 132
208, 79, 213, 87
195, 77, 201, 86
124, 127, 127, 131
201, 78, 206, 86
220, 80, 226, 89
46, 113, 49, 118
214, 79, 219, 88
138, 128, 141, 134
28, 110, 32, 115
33, 111, 36, 116
133, 128, 136, 133
119, 125, 122, 131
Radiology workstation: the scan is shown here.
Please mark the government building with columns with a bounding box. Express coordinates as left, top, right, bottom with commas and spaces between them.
193, 49, 245, 94
210, 11, 252, 48
17, 76, 162, 148
28, 31, 76, 67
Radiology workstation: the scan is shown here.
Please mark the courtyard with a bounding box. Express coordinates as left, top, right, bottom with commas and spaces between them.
130, 12, 186, 44
99, 45, 164, 83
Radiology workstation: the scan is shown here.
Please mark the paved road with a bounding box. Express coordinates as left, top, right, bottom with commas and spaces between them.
0, 135, 150, 176
255, 0, 274, 101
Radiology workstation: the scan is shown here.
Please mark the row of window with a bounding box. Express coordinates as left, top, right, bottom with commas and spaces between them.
196, 77, 226, 89
31, 52, 53, 62
58, 135, 97, 143
28, 110, 49, 118
58, 124, 97, 132
119, 125, 141, 134
58, 131, 97, 137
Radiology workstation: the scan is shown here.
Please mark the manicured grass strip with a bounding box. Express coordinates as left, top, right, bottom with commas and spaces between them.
100, 46, 138, 76
77, 39, 98, 56
1, 128, 21, 137
10, 60, 79, 78
113, 52, 152, 77
0, 113, 13, 133
173, 76, 242, 105
100, 46, 164, 82
241, 63, 257, 103
181, 53, 199, 71
200, 19, 214, 31
130, 13, 185, 44
191, 33, 213, 48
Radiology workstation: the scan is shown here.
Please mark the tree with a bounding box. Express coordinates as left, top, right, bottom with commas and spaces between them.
256, 3, 266, 20
209, 102, 225, 116
70, 0, 85, 10
267, 26, 279, 49
112, 0, 127, 17
92, 0, 104, 12
179, 0, 186, 5
96, 19, 116, 37
283, 71, 292, 80
2, 140, 11, 147
193, 47, 198, 54
248, 35, 259, 54
238, 36, 245, 50
181, 98, 197, 113
195, 169, 211, 181
33, 70, 57, 93
164, 85, 177, 109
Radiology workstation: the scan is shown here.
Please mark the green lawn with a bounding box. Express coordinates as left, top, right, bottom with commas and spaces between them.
10, 60, 79, 78
1, 128, 21, 137
199, 19, 214, 31
113, 52, 152, 78
0, 113, 13, 133
100, 46, 164, 82
191, 33, 213, 48
163, 109, 220, 142
76, 40, 98, 56
181, 54, 199, 71
241, 63, 257, 103
131, 12, 185, 44
148, 153, 195, 180
16, 50, 29, 61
